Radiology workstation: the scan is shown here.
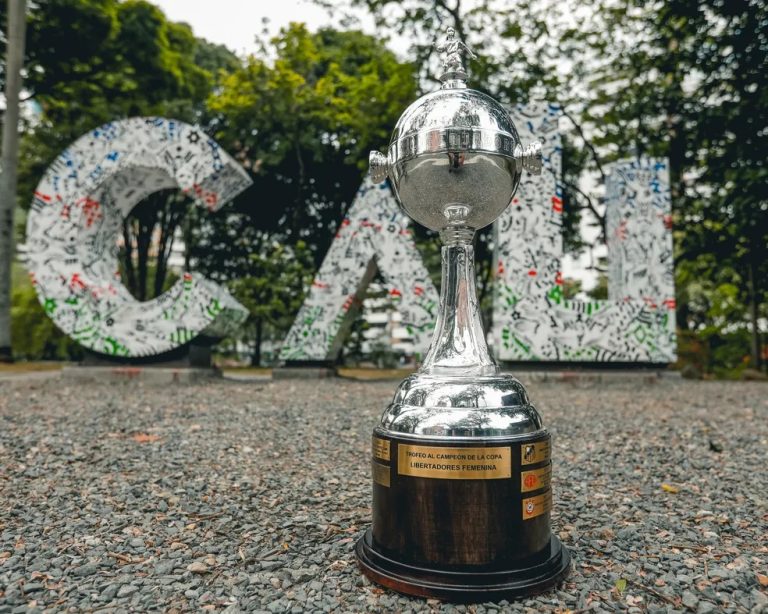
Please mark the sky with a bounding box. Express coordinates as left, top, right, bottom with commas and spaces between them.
153, 0, 381, 57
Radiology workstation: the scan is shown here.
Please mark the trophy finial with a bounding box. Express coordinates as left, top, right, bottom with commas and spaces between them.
436, 26, 476, 88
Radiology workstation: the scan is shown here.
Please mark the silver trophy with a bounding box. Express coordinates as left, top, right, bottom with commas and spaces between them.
356, 28, 571, 601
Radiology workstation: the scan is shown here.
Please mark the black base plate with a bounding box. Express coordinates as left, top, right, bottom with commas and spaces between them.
355, 529, 571, 602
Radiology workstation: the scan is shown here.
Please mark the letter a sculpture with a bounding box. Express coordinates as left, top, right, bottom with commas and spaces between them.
356, 29, 571, 600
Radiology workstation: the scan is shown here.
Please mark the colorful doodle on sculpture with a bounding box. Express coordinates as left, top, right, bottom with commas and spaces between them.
24, 117, 252, 357
492, 102, 676, 362
279, 179, 438, 362
605, 161, 675, 305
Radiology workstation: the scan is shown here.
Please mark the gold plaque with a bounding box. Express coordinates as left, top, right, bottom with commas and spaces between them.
372, 437, 390, 462
521, 440, 550, 466
397, 445, 511, 480
522, 490, 552, 520
521, 464, 551, 493
372, 461, 390, 487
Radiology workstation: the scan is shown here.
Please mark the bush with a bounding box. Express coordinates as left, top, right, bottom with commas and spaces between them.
676, 327, 757, 380
11, 278, 83, 361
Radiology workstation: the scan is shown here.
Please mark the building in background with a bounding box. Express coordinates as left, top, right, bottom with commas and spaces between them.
360, 283, 415, 365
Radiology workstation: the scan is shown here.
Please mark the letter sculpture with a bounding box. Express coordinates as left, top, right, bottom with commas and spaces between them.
279, 179, 438, 363
493, 102, 676, 363
25, 117, 252, 357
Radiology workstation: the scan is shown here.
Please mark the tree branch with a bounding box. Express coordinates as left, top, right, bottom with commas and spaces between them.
561, 105, 607, 185
562, 178, 607, 242
435, 0, 465, 41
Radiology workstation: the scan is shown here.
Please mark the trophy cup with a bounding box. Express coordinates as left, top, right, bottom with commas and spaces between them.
355, 28, 571, 601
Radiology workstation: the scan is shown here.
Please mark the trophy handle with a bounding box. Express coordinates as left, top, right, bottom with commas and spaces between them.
369, 150, 389, 183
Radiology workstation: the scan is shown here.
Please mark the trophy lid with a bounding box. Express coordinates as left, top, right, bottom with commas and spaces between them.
388, 87, 522, 166
369, 27, 542, 233
389, 26, 520, 164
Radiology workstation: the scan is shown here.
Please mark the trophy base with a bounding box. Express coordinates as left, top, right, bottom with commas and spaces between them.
356, 529, 570, 602
358, 421, 571, 602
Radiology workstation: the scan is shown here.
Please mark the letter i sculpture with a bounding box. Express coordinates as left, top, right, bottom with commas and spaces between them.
355, 27, 572, 600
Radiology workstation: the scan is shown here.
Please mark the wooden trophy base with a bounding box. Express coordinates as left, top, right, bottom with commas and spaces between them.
356, 530, 570, 602
356, 430, 571, 601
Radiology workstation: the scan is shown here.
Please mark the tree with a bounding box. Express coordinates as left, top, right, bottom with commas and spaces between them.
311, 0, 600, 309
340, 0, 766, 373
204, 24, 418, 266
188, 23, 418, 336
0, 0, 26, 362
227, 241, 314, 366
119, 190, 188, 300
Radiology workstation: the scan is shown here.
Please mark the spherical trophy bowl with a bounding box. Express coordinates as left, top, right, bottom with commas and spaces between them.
370, 89, 542, 233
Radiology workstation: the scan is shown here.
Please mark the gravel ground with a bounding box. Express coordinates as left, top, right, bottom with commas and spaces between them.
0, 375, 766, 613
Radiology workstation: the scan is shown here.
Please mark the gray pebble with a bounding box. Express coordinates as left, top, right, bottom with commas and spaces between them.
72, 562, 100, 577
116, 584, 139, 598
682, 590, 699, 608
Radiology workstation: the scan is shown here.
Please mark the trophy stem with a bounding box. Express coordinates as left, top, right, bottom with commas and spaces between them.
421, 228, 497, 375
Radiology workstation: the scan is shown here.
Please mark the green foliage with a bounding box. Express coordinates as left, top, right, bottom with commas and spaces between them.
190, 25, 420, 360
709, 329, 754, 380
194, 38, 241, 80
309, 1, 602, 329
318, 0, 596, 257
10, 266, 82, 361
367, 339, 400, 369
332, 0, 766, 373
561, 277, 583, 300
205, 24, 418, 265
580, 0, 768, 370
21, 0, 211, 119
587, 274, 608, 301
6, 0, 764, 375
227, 240, 315, 366
675, 329, 709, 379
676, 327, 755, 381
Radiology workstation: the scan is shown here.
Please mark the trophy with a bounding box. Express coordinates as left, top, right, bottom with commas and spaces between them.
355, 27, 571, 601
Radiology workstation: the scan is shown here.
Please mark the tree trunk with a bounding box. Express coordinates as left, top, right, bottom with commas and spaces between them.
122, 221, 137, 293
251, 318, 263, 367
747, 259, 762, 371
134, 201, 159, 301
154, 194, 186, 297
136, 218, 150, 301
121, 191, 185, 300
154, 196, 169, 298
0, 0, 27, 362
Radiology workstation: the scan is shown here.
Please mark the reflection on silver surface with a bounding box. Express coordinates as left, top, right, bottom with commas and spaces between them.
380, 373, 543, 439
421, 241, 494, 375
373, 27, 547, 440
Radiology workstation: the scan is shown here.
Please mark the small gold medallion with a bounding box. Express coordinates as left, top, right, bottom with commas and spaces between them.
372, 437, 390, 461
372, 461, 390, 487
521, 440, 550, 466
397, 444, 511, 480
521, 464, 552, 493
522, 490, 552, 520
